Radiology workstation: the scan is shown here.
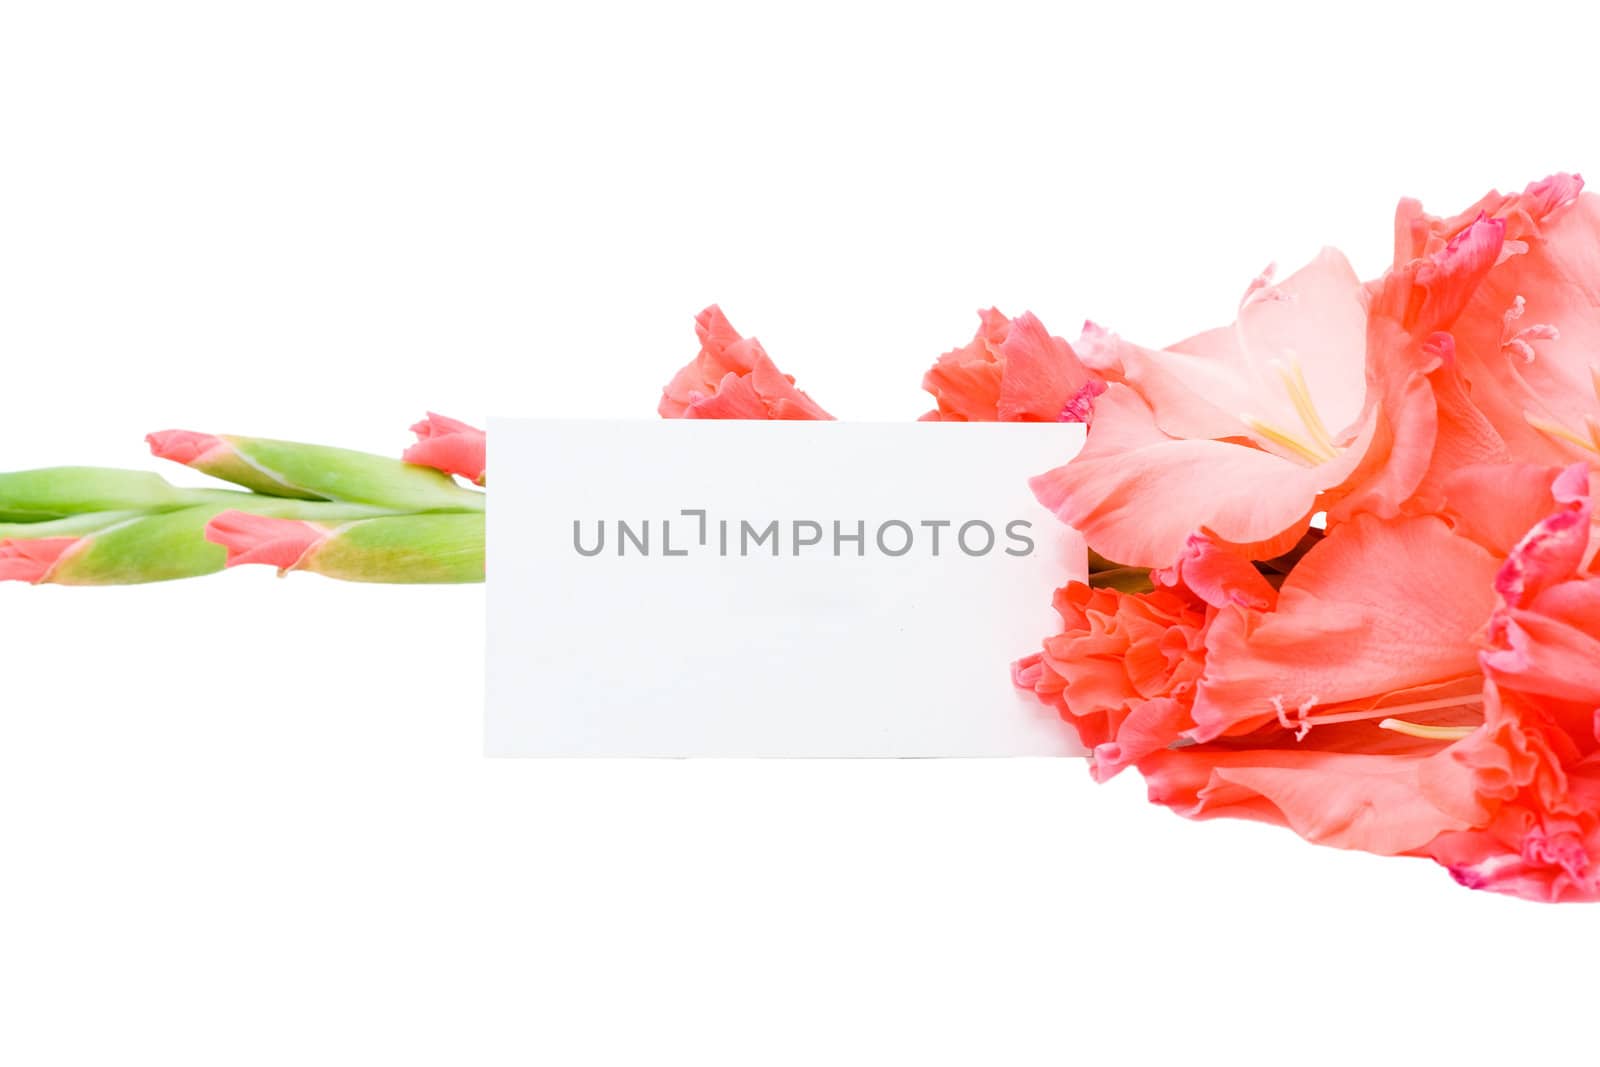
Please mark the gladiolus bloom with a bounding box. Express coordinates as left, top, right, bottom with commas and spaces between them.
659, 305, 833, 420
920, 309, 1105, 423
1028, 251, 1378, 568
1014, 534, 1278, 782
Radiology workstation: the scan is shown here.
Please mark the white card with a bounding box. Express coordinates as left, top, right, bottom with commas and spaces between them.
485, 419, 1087, 757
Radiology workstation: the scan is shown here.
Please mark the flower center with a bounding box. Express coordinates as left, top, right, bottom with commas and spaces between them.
1241, 356, 1342, 466
1276, 693, 1484, 741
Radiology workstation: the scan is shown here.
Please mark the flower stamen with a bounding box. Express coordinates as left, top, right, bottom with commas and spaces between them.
1274, 356, 1339, 457
1242, 355, 1342, 466
1241, 416, 1337, 465
1525, 410, 1600, 456
1378, 719, 1479, 741
1287, 694, 1484, 738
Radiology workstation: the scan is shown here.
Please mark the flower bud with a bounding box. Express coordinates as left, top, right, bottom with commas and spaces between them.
0, 501, 395, 586
147, 430, 484, 513
206, 511, 484, 583
403, 413, 487, 485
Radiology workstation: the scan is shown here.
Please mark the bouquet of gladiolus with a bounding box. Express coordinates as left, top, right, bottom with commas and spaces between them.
657, 173, 1600, 905
6, 172, 1598, 904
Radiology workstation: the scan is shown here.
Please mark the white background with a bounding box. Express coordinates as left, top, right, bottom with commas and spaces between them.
1, 2, 1595, 1063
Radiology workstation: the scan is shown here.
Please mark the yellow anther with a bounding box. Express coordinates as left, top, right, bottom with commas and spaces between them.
1525, 411, 1600, 456
1378, 718, 1478, 741
1242, 354, 1342, 467
1241, 415, 1338, 466
1273, 356, 1340, 457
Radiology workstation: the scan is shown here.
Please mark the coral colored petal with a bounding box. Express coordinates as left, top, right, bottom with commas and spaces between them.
1401, 181, 1594, 468
1138, 744, 1480, 856
0, 537, 83, 584
1103, 248, 1368, 442
1439, 463, 1568, 557
204, 511, 329, 571
660, 306, 832, 421
659, 305, 765, 418
1407, 215, 1507, 334
1404, 339, 1513, 511
1030, 384, 1362, 569
745, 357, 832, 419
995, 311, 1099, 423
1393, 172, 1583, 267
920, 308, 1010, 422
682, 373, 775, 419
1058, 380, 1106, 423
1492, 463, 1592, 608
1089, 697, 1191, 782
1485, 575, 1600, 709
1190, 515, 1501, 740
408, 412, 481, 439
1152, 532, 1277, 611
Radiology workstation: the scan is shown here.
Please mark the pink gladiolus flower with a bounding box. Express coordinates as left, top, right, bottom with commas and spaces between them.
1028, 251, 1377, 568
0, 537, 83, 584
404, 413, 487, 485
1029, 202, 1527, 570
1109, 518, 1507, 857
1424, 681, 1600, 903
1106, 493, 1538, 854
1402, 174, 1592, 470
920, 309, 1105, 423
1031, 453, 1600, 895
1184, 513, 1501, 743
205, 511, 329, 574
1014, 583, 1210, 783
659, 306, 833, 420
1424, 463, 1600, 901
1013, 534, 1275, 782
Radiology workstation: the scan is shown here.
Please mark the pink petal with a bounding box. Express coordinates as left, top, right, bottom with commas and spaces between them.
403, 412, 487, 484
0, 537, 83, 584
1138, 742, 1481, 856
1151, 532, 1277, 611
920, 308, 1010, 422
1399, 179, 1594, 467
1030, 383, 1365, 569
994, 311, 1099, 423
661, 306, 832, 421
1492, 463, 1592, 608
204, 511, 329, 572
1189, 515, 1500, 740
1439, 463, 1570, 557
659, 306, 768, 418
146, 429, 232, 467
1105, 248, 1369, 443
